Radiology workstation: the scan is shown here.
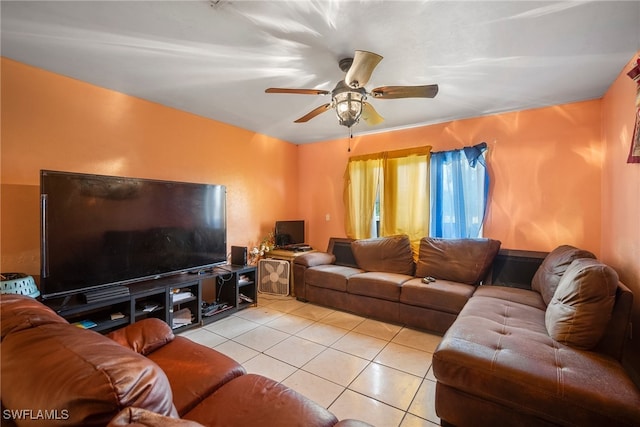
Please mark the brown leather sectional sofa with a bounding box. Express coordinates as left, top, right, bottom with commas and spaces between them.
294, 237, 640, 426
293, 235, 502, 334
0, 294, 371, 427
433, 245, 640, 426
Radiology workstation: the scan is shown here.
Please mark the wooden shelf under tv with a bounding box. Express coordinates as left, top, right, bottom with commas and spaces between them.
43, 266, 258, 334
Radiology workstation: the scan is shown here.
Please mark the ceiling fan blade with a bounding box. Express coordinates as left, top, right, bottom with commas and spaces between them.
361, 102, 384, 126
371, 84, 439, 99
265, 88, 330, 95
345, 50, 383, 89
294, 103, 332, 123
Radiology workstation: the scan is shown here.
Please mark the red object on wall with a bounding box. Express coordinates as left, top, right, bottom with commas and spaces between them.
627, 58, 640, 164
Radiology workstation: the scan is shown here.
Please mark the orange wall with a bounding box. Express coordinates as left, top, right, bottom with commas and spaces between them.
1, 58, 299, 276
299, 101, 603, 255
297, 52, 640, 381
2, 52, 639, 380
601, 52, 640, 382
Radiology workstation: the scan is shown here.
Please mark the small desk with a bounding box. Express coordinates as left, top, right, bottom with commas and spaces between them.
267, 249, 316, 297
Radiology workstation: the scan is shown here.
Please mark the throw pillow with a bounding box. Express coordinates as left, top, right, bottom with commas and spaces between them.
531, 245, 596, 305
545, 258, 618, 350
351, 235, 415, 275
415, 237, 501, 285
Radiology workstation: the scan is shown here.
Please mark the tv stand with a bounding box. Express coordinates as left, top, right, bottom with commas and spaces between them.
42, 266, 257, 334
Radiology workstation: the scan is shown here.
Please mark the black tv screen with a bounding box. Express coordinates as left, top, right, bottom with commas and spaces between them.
275, 220, 305, 247
40, 170, 227, 299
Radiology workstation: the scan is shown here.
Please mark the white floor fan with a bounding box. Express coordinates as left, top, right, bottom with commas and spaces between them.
258, 259, 290, 296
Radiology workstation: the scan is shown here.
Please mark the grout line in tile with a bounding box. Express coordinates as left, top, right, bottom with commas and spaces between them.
192, 298, 441, 426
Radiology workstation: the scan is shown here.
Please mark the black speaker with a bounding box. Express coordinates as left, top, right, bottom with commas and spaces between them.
231, 246, 247, 266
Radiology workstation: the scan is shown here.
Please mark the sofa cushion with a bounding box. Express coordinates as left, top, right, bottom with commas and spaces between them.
306, 264, 365, 292
400, 278, 475, 314
545, 258, 618, 350
415, 238, 501, 285
107, 318, 175, 355
347, 272, 411, 302
1, 323, 177, 426
351, 235, 415, 275
531, 245, 596, 305
147, 336, 246, 416
473, 285, 547, 310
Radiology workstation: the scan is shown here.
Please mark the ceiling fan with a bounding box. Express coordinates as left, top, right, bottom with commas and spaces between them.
265, 50, 438, 129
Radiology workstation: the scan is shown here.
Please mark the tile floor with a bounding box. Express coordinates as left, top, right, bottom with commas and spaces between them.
180, 294, 442, 426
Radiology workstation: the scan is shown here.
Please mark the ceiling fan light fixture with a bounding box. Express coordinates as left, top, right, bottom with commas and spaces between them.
264, 50, 437, 130
334, 91, 364, 128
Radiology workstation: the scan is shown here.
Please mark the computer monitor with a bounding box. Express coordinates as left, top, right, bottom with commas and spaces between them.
275, 220, 305, 247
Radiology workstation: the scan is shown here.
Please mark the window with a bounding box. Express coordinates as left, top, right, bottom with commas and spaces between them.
344, 143, 489, 243
380, 148, 430, 246
430, 142, 489, 238
343, 154, 383, 239
344, 147, 430, 254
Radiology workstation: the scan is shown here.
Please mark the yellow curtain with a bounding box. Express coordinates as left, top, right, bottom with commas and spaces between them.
343, 153, 383, 239
381, 147, 431, 257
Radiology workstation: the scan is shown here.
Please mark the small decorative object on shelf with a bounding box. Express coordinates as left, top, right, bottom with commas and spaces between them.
249, 232, 275, 265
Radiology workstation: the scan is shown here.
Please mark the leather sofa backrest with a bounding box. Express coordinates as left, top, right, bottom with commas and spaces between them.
530, 246, 633, 361
1, 294, 178, 426
416, 237, 501, 285
0, 292, 68, 339
351, 235, 415, 275
545, 258, 618, 350
531, 245, 596, 305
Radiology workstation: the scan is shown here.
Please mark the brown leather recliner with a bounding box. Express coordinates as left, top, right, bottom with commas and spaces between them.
1, 294, 371, 427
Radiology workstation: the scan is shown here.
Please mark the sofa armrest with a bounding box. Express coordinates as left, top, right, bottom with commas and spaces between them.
293, 252, 336, 301
294, 251, 336, 267
107, 318, 175, 355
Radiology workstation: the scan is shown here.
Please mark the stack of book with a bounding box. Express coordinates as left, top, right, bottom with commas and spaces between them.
73, 319, 97, 329
171, 290, 194, 303
172, 307, 192, 329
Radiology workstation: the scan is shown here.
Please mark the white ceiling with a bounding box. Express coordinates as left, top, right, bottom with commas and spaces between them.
2, 1, 639, 144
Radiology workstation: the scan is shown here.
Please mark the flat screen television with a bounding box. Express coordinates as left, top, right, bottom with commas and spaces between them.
40, 170, 227, 299
274, 220, 305, 247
